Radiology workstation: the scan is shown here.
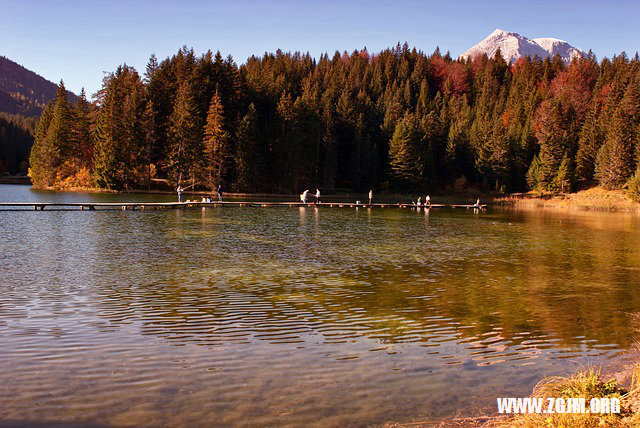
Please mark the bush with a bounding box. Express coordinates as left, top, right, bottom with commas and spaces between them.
491, 367, 636, 428
627, 168, 640, 202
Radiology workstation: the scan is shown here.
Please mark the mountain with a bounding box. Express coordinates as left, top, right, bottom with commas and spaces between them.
0, 55, 77, 117
532, 37, 585, 62
460, 29, 585, 64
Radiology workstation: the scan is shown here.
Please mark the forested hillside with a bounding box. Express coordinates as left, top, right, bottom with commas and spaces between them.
0, 55, 77, 116
28, 45, 640, 194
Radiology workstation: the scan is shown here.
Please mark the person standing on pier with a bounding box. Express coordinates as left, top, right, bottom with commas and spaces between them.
425, 195, 431, 207
177, 185, 184, 203
301, 189, 309, 204
315, 189, 321, 204
368, 189, 373, 206
217, 184, 223, 202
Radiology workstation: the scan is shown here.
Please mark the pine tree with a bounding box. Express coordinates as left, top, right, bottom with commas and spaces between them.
389, 112, 424, 186
49, 81, 72, 161
534, 99, 566, 190
93, 66, 146, 189
321, 100, 337, 190
235, 104, 262, 191
275, 91, 298, 190
28, 102, 55, 187
167, 81, 202, 186
28, 81, 71, 187
526, 154, 542, 191
141, 99, 157, 187
595, 107, 636, 189
202, 89, 229, 189
554, 153, 573, 193
72, 88, 93, 168
293, 96, 320, 192
627, 167, 640, 202
575, 108, 602, 180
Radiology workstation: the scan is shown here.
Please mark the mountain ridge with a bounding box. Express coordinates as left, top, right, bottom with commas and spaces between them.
0, 55, 78, 117
460, 29, 585, 64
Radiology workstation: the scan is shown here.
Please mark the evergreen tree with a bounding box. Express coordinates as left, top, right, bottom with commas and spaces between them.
167, 81, 202, 186
49, 81, 72, 161
595, 107, 637, 189
575, 108, 602, 180
534, 99, 566, 190
554, 153, 573, 193
627, 167, 640, 202
28, 102, 55, 187
389, 112, 424, 186
72, 88, 93, 168
93, 66, 146, 189
275, 91, 298, 190
235, 104, 262, 191
202, 89, 230, 189
526, 154, 542, 191
141, 99, 157, 187
321, 100, 337, 190
28, 82, 71, 187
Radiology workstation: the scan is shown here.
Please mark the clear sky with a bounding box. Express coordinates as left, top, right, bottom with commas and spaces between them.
2, 0, 638, 96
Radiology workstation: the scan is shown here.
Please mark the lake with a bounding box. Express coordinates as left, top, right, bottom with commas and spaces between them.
1, 184, 640, 427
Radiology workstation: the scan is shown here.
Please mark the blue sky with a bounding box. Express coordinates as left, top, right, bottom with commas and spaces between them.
2, 0, 638, 96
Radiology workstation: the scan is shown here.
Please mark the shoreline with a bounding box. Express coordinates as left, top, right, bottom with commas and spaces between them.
387, 348, 640, 427
496, 188, 639, 213
0, 176, 30, 185
3, 181, 639, 212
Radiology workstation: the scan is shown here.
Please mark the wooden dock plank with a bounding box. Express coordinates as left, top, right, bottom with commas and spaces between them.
0, 201, 487, 210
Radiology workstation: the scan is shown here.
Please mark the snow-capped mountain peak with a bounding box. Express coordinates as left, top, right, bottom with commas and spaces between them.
532, 37, 584, 62
461, 30, 585, 64
488, 28, 509, 37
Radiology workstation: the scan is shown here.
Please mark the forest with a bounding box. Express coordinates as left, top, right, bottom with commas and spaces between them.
27, 44, 640, 197
0, 112, 36, 175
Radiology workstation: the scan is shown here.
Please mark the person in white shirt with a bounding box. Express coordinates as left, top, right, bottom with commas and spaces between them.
300, 190, 309, 204
368, 189, 373, 205
315, 189, 321, 204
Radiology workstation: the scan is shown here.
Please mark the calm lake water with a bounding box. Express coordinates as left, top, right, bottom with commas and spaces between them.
1, 184, 640, 427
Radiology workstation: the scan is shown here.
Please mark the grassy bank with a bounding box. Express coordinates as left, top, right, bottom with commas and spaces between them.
496, 187, 640, 213
385, 362, 640, 427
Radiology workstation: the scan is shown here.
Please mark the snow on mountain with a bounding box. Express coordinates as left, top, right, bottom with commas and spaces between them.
460, 29, 585, 64
532, 37, 585, 62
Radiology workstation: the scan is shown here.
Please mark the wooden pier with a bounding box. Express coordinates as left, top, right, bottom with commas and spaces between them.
0, 201, 488, 211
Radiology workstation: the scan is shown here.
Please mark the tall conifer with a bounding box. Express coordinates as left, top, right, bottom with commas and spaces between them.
203, 89, 229, 189
235, 104, 261, 192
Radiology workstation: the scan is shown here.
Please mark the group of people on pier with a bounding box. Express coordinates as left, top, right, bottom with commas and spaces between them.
177, 184, 223, 203
176, 185, 481, 208
299, 189, 375, 205
415, 195, 431, 207
299, 189, 321, 204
